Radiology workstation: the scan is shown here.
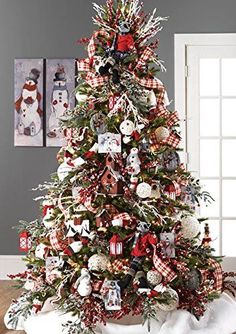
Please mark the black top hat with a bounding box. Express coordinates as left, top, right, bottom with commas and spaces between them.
53, 64, 66, 82
26, 68, 40, 84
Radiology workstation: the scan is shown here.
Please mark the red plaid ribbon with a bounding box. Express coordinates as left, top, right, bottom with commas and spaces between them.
153, 246, 177, 283
77, 58, 91, 72
162, 132, 181, 148
135, 47, 155, 70
85, 71, 108, 88
209, 258, 223, 293
49, 229, 67, 251
135, 76, 165, 90
87, 30, 110, 58
113, 212, 131, 221
172, 180, 181, 196
167, 111, 180, 128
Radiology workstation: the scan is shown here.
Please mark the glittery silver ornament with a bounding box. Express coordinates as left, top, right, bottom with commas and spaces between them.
147, 270, 162, 286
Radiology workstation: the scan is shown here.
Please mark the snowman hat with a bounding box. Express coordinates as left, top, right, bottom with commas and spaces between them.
26, 68, 40, 84
53, 64, 66, 82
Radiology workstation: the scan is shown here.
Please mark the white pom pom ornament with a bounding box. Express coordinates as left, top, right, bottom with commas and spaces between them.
120, 120, 135, 143
154, 126, 170, 142
136, 182, 152, 198
181, 215, 200, 239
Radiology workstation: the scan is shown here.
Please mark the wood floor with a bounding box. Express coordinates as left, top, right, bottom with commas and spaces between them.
0, 281, 25, 334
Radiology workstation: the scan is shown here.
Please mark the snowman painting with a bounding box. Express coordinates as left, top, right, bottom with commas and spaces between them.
46, 60, 75, 147
14, 59, 43, 146
47, 64, 69, 141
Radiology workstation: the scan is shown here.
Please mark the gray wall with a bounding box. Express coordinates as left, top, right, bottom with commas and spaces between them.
0, 0, 236, 255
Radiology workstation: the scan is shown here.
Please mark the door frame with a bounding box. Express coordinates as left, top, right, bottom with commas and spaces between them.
174, 33, 236, 272
174, 33, 236, 162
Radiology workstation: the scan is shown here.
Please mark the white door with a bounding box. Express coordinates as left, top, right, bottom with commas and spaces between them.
175, 35, 236, 271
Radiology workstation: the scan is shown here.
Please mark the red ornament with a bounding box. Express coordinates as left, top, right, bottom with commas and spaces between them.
109, 93, 120, 112
109, 234, 123, 256
19, 231, 31, 252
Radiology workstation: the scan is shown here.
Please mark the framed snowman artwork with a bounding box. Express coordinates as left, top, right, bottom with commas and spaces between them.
46, 59, 76, 147
14, 59, 44, 146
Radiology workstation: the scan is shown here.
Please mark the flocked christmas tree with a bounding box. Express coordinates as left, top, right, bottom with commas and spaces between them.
6, 0, 230, 332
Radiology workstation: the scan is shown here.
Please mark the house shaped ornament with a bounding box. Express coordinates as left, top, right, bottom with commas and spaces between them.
99, 155, 124, 196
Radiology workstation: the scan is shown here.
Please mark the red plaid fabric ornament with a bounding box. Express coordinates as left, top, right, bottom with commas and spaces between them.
107, 259, 130, 274
153, 247, 177, 283
209, 258, 223, 293
49, 229, 67, 251
135, 47, 155, 70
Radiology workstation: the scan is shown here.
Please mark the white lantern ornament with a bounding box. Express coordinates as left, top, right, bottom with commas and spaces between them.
181, 215, 200, 239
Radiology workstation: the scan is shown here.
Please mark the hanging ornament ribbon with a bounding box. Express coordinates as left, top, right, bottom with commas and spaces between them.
208, 258, 223, 293
153, 246, 177, 283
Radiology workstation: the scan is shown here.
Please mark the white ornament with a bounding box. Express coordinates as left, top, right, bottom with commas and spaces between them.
119, 120, 135, 143
88, 253, 109, 272
57, 157, 85, 181
136, 182, 152, 198
126, 147, 141, 176
147, 270, 162, 286
154, 127, 170, 142
147, 90, 157, 108
35, 243, 49, 260
24, 279, 36, 291
42, 200, 56, 228
75, 92, 88, 103
74, 268, 92, 297
181, 215, 200, 239
156, 287, 179, 311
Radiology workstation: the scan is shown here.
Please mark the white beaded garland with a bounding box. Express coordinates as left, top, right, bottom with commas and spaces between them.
136, 182, 152, 198
181, 215, 200, 239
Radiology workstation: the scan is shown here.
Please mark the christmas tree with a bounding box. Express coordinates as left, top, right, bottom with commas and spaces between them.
6, 0, 228, 332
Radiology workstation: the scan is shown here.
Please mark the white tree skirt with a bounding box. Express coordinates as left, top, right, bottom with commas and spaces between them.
5, 293, 236, 334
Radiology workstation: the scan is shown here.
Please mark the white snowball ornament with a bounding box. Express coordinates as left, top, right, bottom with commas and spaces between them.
88, 253, 109, 272
155, 287, 179, 311
147, 270, 162, 286
35, 243, 49, 260
136, 182, 152, 198
181, 215, 200, 239
154, 126, 170, 142
119, 120, 135, 143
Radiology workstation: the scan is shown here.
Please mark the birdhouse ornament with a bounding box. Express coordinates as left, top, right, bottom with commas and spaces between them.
19, 231, 31, 252
109, 234, 124, 256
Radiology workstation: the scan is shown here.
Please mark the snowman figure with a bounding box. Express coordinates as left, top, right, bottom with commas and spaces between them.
47, 64, 69, 139
42, 200, 56, 228
15, 68, 42, 136
126, 147, 141, 176
74, 268, 92, 297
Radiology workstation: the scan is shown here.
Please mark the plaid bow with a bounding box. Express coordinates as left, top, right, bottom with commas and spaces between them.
208, 258, 223, 293
162, 132, 181, 148
49, 229, 67, 251
153, 246, 177, 283
167, 111, 180, 128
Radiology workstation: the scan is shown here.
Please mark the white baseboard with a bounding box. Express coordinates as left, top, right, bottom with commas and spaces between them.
0, 255, 26, 280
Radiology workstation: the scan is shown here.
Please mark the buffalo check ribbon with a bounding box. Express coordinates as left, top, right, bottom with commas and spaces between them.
49, 229, 67, 251
153, 246, 177, 283
87, 29, 110, 59
208, 258, 223, 293
76, 58, 109, 88
135, 47, 155, 70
